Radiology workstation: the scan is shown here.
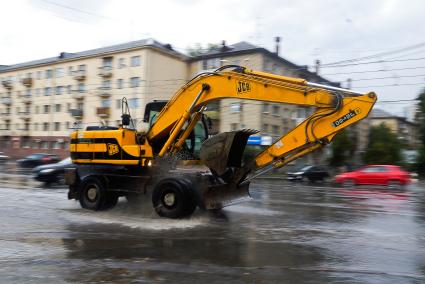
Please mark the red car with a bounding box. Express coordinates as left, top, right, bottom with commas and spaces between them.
335, 165, 411, 188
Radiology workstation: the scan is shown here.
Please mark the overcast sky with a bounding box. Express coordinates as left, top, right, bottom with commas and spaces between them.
1, 0, 424, 117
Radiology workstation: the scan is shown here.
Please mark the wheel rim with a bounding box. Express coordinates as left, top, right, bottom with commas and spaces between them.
87, 186, 98, 201
163, 192, 176, 207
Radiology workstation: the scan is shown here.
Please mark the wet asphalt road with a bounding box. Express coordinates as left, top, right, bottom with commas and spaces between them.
1, 168, 425, 283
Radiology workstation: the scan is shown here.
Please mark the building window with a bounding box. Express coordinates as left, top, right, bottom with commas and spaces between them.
56, 86, 63, 95
55, 104, 61, 112
35, 88, 40, 96
116, 99, 121, 109
78, 83, 85, 93
101, 80, 111, 89
101, 100, 111, 107
66, 122, 70, 129
34, 123, 38, 131
272, 105, 280, 116
117, 79, 124, 89
43, 123, 49, 131
130, 77, 140, 88
262, 103, 269, 113
230, 102, 241, 113
129, 98, 139, 108
54, 122, 60, 131
35, 105, 39, 114
36, 71, 42, 79
130, 56, 140, 67
102, 57, 113, 68
78, 64, 86, 72
118, 58, 125, 68
67, 85, 72, 94
33, 141, 40, 149
45, 69, 53, 79
55, 68, 64, 78
44, 87, 52, 96
68, 66, 73, 75
41, 141, 49, 149
67, 103, 71, 111
44, 105, 50, 113
263, 123, 269, 132
272, 125, 279, 135
230, 123, 238, 131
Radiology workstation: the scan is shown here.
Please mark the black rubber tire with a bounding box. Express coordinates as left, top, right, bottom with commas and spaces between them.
152, 178, 197, 218
79, 177, 117, 211
176, 178, 198, 216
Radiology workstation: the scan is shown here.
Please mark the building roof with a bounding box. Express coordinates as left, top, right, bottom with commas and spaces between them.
371, 108, 416, 125
190, 41, 338, 86
0, 38, 187, 73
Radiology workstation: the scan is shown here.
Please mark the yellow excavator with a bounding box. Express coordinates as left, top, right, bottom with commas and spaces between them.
66, 65, 377, 218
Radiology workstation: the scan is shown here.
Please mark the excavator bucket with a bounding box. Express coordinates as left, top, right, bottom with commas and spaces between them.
199, 129, 258, 209
200, 129, 259, 177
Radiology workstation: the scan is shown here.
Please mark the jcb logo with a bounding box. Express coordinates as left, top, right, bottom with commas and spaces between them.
107, 143, 119, 156
236, 81, 251, 94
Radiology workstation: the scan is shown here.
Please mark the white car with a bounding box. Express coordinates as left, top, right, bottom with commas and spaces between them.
0, 152, 9, 162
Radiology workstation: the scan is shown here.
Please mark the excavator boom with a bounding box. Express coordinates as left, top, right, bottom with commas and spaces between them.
147, 66, 376, 184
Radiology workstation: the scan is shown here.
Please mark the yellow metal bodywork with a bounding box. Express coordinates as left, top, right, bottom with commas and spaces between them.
70, 67, 376, 174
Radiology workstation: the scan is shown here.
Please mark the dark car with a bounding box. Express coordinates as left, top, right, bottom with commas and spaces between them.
17, 153, 60, 168
287, 165, 329, 182
32, 157, 73, 184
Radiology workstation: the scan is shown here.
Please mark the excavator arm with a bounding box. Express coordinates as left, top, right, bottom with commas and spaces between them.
147, 66, 376, 184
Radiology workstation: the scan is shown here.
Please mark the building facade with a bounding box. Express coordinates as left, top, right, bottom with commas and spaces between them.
1, 39, 343, 160
0, 39, 188, 158
370, 108, 418, 149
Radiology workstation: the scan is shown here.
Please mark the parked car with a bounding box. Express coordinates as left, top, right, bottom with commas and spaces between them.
335, 165, 411, 189
32, 157, 73, 184
0, 152, 9, 163
17, 153, 60, 168
287, 165, 329, 182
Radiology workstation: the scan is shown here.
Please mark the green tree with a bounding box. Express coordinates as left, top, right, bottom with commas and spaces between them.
187, 43, 220, 56
329, 130, 356, 167
415, 88, 425, 174
363, 124, 402, 164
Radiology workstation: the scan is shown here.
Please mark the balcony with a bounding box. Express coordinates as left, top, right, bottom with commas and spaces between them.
1, 97, 12, 105
1, 80, 13, 89
20, 95, 32, 103
97, 86, 111, 98
98, 66, 113, 77
96, 107, 110, 118
18, 111, 31, 119
1, 112, 11, 116
21, 77, 33, 87
72, 91, 85, 100
70, 108, 83, 119
72, 70, 86, 81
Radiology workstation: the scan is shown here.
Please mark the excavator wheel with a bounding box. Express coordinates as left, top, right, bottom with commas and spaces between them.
152, 178, 197, 218
79, 176, 118, 211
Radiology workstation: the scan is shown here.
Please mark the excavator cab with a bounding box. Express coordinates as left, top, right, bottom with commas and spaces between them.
144, 100, 210, 158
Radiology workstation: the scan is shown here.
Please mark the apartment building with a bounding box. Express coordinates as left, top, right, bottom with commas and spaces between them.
0, 39, 188, 158
189, 41, 339, 141
370, 108, 419, 148
0, 38, 344, 161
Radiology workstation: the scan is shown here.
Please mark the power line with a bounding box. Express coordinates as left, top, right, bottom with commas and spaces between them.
321, 57, 425, 68
322, 66, 425, 76
321, 42, 425, 66
354, 82, 425, 88
40, 0, 113, 20
351, 74, 425, 82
